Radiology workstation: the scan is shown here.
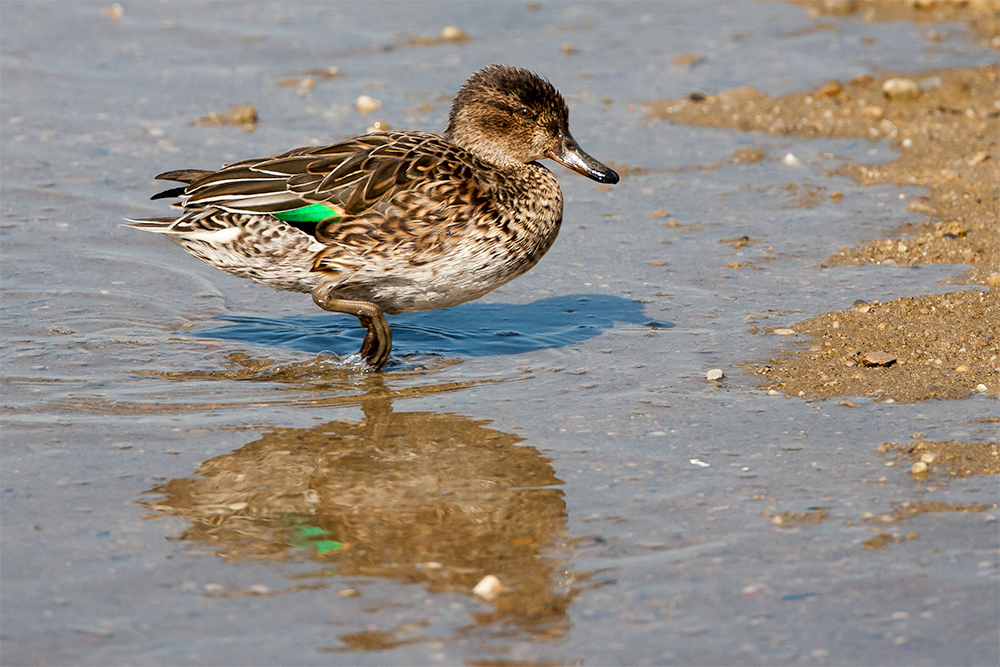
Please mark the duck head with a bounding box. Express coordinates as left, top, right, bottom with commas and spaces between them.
444, 64, 619, 184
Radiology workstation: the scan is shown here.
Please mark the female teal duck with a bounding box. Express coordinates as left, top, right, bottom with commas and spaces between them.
129, 64, 619, 369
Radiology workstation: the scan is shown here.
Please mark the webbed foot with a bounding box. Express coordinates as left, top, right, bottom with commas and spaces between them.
312, 289, 392, 370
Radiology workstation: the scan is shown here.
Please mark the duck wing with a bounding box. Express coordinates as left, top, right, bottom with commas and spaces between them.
154, 131, 482, 223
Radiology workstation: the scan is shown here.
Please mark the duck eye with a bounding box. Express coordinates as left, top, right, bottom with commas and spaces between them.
516, 107, 535, 119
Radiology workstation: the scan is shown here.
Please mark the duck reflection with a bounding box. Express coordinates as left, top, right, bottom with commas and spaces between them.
143, 388, 571, 639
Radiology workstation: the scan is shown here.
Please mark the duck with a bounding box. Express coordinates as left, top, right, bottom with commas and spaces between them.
128, 64, 619, 370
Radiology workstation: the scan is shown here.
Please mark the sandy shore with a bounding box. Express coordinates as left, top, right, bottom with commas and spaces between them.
646, 33, 998, 403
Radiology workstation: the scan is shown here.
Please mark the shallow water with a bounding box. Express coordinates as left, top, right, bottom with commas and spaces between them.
2, 1, 998, 664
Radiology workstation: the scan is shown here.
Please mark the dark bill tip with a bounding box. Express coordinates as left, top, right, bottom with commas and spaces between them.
591, 164, 620, 184
548, 133, 620, 184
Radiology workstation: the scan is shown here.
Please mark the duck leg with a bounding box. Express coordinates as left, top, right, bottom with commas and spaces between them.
312, 289, 392, 370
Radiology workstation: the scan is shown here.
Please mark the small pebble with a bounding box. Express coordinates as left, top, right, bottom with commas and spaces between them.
968, 151, 989, 166
194, 104, 258, 128
976, 384, 988, 392
882, 78, 921, 101
781, 153, 801, 166
860, 350, 896, 367
731, 146, 765, 164
103, 3, 124, 21
920, 452, 935, 464
861, 105, 885, 119
355, 95, 382, 115
813, 79, 842, 98
338, 588, 361, 597
706, 368, 725, 381
671, 52, 703, 67
773, 328, 797, 336
822, 0, 857, 14
440, 26, 468, 42
910, 461, 928, 477
472, 574, 503, 601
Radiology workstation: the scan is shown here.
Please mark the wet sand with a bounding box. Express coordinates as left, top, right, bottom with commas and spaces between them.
647, 61, 999, 402
791, 0, 1000, 45
751, 289, 997, 402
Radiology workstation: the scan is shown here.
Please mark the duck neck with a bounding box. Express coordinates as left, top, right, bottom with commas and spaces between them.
444, 110, 523, 167
447, 135, 518, 168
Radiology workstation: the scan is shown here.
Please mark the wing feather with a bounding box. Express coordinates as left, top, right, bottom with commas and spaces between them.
152, 131, 486, 223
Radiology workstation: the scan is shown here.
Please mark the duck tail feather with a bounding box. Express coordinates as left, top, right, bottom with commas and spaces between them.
155, 169, 213, 183
122, 217, 176, 231
150, 186, 189, 200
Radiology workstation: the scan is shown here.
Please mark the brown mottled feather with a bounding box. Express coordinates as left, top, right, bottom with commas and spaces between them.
167, 132, 472, 220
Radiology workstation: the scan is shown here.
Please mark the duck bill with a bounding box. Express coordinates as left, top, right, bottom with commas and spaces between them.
548, 133, 620, 184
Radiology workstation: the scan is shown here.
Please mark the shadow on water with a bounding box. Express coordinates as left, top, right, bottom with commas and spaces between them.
141, 383, 580, 650
26, 295, 659, 416
197, 294, 664, 360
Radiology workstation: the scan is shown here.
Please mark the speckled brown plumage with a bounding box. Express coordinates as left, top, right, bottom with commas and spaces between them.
128, 64, 619, 369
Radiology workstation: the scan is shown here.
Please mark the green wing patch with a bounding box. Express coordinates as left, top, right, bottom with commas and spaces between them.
273, 202, 342, 223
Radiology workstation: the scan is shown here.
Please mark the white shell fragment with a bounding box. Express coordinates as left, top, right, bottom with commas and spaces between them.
355, 95, 383, 115
441, 26, 469, 42
882, 78, 921, 101
472, 574, 503, 601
